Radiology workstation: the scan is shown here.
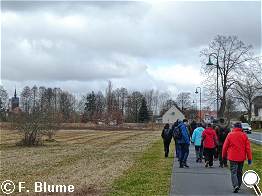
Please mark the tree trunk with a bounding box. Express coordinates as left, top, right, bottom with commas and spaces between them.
218, 98, 226, 118
248, 103, 252, 124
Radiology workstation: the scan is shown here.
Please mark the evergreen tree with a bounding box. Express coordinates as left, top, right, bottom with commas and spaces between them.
83, 91, 96, 122
138, 97, 149, 123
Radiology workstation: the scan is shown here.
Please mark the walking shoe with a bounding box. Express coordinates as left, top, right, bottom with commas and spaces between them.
184, 163, 189, 168
233, 186, 239, 193
219, 164, 223, 168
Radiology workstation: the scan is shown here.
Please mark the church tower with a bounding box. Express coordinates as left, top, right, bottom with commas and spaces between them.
11, 88, 19, 110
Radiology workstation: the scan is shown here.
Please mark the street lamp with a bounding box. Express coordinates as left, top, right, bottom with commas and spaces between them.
192, 100, 197, 120
195, 87, 201, 122
206, 53, 219, 119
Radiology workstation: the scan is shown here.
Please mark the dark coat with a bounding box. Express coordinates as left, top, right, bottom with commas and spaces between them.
217, 127, 229, 145
161, 128, 173, 142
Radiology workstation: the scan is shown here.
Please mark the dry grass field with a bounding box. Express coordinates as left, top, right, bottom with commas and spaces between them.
0, 128, 161, 195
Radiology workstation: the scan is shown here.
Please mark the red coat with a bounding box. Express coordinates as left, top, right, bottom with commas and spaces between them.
222, 128, 252, 162
202, 127, 218, 149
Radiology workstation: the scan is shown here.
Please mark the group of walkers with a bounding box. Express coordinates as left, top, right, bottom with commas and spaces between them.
161, 119, 253, 193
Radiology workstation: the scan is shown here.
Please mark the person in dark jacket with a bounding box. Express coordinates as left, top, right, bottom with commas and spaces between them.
222, 122, 252, 193
161, 123, 172, 158
171, 120, 180, 159
177, 119, 190, 168
190, 120, 197, 137
216, 125, 230, 167
213, 125, 219, 160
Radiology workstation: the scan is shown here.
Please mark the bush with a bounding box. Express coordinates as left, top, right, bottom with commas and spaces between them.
11, 112, 60, 146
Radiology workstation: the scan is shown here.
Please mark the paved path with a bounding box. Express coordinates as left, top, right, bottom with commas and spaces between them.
248, 132, 262, 145
170, 145, 251, 196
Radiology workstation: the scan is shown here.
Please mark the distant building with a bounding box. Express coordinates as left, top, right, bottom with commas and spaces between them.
252, 96, 262, 120
251, 96, 262, 128
155, 117, 163, 124
161, 105, 185, 124
198, 110, 217, 123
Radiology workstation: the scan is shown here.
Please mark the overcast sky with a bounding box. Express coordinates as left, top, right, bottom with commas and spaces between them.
1, 0, 261, 99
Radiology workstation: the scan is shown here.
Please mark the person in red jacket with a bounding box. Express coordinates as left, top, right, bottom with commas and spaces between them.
222, 122, 252, 193
202, 123, 218, 168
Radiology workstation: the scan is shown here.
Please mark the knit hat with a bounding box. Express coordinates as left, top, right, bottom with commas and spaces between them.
234, 122, 242, 128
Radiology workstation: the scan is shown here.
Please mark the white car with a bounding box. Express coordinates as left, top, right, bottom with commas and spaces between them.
241, 123, 252, 134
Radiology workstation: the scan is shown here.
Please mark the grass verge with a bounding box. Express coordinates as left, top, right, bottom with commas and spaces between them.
253, 129, 262, 133
108, 139, 174, 196
243, 143, 262, 190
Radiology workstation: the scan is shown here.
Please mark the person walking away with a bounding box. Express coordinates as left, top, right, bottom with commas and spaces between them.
213, 125, 219, 160
161, 123, 172, 158
222, 122, 252, 193
202, 123, 218, 168
216, 125, 230, 167
171, 120, 180, 159
191, 123, 204, 163
184, 119, 191, 137
190, 120, 197, 137
176, 119, 190, 168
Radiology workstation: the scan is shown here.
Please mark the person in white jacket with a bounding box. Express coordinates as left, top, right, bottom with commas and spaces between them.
191, 123, 205, 163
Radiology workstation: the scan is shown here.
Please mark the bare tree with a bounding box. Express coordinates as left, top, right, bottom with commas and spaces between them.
176, 92, 191, 111
12, 109, 60, 146
160, 99, 176, 116
13, 85, 62, 145
0, 86, 8, 121
250, 58, 262, 88
120, 88, 128, 115
59, 91, 75, 122
232, 73, 262, 123
224, 96, 237, 122
31, 86, 38, 112
144, 90, 154, 112
125, 91, 143, 123
94, 91, 106, 122
20, 86, 32, 113
106, 80, 113, 115
152, 90, 160, 115
201, 35, 254, 118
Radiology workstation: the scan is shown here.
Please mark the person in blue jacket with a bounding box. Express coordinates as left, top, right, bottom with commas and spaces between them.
177, 119, 191, 168
191, 123, 205, 163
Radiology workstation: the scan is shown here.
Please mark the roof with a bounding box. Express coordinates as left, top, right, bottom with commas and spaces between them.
173, 103, 184, 114
162, 104, 185, 117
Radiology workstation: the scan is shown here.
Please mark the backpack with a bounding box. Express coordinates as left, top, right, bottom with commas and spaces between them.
163, 128, 171, 139
173, 126, 182, 139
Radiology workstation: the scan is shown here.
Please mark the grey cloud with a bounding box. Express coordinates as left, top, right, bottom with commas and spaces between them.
1, 1, 261, 92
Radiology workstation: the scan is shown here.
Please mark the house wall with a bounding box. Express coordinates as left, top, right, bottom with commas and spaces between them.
162, 106, 185, 124
258, 108, 262, 117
